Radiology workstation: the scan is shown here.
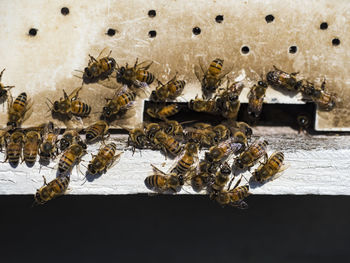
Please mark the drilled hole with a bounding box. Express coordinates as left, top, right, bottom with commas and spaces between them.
289, 46, 297, 54
320, 22, 328, 30
28, 28, 38, 36
192, 27, 201, 35
107, 28, 116, 36
332, 38, 340, 46
148, 10, 156, 18
61, 7, 69, 16
265, 14, 274, 23
241, 46, 250, 54
215, 15, 224, 23
148, 30, 157, 38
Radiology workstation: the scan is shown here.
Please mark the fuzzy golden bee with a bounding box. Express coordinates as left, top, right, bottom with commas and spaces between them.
116, 58, 155, 88
188, 98, 219, 115
302, 80, 336, 111
194, 58, 231, 98
147, 104, 181, 120
266, 66, 302, 92
34, 175, 70, 205
5, 131, 25, 166
184, 125, 216, 147
0, 69, 14, 100
208, 162, 231, 194
81, 48, 116, 84
7, 92, 33, 129
213, 184, 250, 209
23, 131, 41, 166
58, 141, 87, 175
88, 143, 122, 175
234, 139, 268, 169
144, 164, 183, 194
102, 88, 136, 119
152, 130, 183, 156
85, 120, 109, 144
49, 87, 91, 118
159, 120, 184, 138
59, 129, 81, 152
216, 80, 244, 119
252, 151, 285, 183
171, 142, 198, 175
205, 138, 243, 163
247, 80, 268, 118
39, 122, 60, 162
150, 75, 186, 101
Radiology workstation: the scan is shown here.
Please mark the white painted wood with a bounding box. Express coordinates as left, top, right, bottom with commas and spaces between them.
0, 134, 349, 195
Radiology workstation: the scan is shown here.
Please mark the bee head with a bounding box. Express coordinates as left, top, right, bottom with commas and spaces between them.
85, 133, 94, 142
150, 90, 157, 100
235, 158, 244, 169
78, 141, 87, 149
0, 89, 7, 97
7, 121, 17, 128
53, 101, 59, 111
103, 106, 111, 117
60, 139, 70, 151
229, 94, 239, 102
258, 80, 268, 87
88, 164, 97, 175
220, 163, 231, 176
84, 67, 92, 78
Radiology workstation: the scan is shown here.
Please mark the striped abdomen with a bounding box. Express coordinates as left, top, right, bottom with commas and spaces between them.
137, 70, 154, 84
172, 154, 194, 175
168, 80, 186, 99
71, 101, 91, 117
13, 92, 27, 112
85, 121, 108, 143
144, 174, 167, 191
208, 58, 223, 76
7, 143, 21, 165
251, 140, 269, 159
23, 143, 39, 164
99, 57, 116, 74
99, 143, 117, 161
34, 176, 70, 204
230, 185, 250, 202
58, 151, 78, 174
162, 135, 182, 156
116, 91, 136, 108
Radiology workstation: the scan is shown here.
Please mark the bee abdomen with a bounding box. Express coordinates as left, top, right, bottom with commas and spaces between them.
71, 101, 91, 117
13, 92, 27, 111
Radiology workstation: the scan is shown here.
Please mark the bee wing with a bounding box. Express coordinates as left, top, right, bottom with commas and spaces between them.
194, 64, 204, 82
218, 63, 233, 80
22, 98, 34, 123
136, 60, 153, 71
106, 151, 123, 170
151, 164, 167, 176
96, 47, 112, 60
68, 86, 83, 101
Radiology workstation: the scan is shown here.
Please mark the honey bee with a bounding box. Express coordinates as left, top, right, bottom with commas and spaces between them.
150, 75, 186, 101
212, 124, 230, 143
205, 138, 243, 163
159, 120, 184, 138
34, 175, 70, 205
152, 129, 183, 156
216, 80, 244, 119
59, 129, 81, 151
88, 143, 122, 175
23, 131, 41, 166
144, 123, 162, 143
170, 142, 199, 175
58, 141, 87, 175
184, 123, 216, 147
116, 58, 155, 88
144, 164, 183, 194
127, 126, 150, 153
39, 122, 60, 162
234, 139, 268, 169
247, 80, 268, 118
223, 120, 253, 140
207, 162, 231, 194
302, 80, 336, 111
188, 97, 219, 115
0, 69, 14, 100
7, 92, 33, 129
102, 88, 136, 119
5, 131, 25, 166
194, 58, 231, 98
81, 48, 116, 84
266, 65, 302, 92
146, 104, 181, 120
252, 151, 285, 183
49, 87, 91, 118
85, 120, 109, 144
297, 114, 311, 134
213, 183, 250, 209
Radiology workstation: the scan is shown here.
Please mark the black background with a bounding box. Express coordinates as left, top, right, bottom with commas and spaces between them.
1, 195, 349, 262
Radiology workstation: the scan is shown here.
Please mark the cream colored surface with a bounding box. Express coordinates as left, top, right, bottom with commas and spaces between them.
0, 0, 349, 130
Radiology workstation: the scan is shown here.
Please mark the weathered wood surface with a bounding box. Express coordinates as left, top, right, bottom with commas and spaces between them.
0, 134, 349, 195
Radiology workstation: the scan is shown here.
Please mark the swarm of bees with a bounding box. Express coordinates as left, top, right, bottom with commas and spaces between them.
0, 49, 338, 207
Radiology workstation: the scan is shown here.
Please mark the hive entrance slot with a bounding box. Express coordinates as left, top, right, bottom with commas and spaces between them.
143, 101, 316, 132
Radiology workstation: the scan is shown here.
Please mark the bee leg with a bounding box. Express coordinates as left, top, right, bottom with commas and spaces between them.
0, 68, 5, 80
42, 176, 48, 186
88, 54, 98, 63
291, 71, 299, 76
321, 78, 326, 90
133, 58, 139, 69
